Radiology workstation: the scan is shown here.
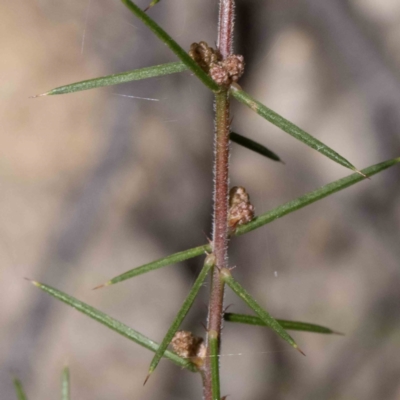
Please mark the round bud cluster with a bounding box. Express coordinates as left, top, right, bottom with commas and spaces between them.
209, 63, 230, 86
209, 54, 245, 86
189, 42, 244, 86
228, 186, 255, 231
189, 42, 221, 73
171, 331, 206, 366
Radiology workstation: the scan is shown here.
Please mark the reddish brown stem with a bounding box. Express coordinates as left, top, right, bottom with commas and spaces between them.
203, 90, 230, 400
217, 0, 235, 59
202, 2, 235, 399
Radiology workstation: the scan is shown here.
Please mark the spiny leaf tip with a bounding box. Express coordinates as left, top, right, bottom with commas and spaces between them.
24, 277, 40, 286
29, 92, 48, 99
92, 281, 112, 290
295, 345, 306, 357
353, 168, 369, 179
143, 372, 152, 386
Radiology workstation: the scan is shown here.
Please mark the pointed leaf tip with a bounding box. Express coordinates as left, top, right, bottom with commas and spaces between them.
143, 372, 152, 386
332, 330, 345, 336
144, 0, 160, 12
92, 281, 111, 290
29, 93, 48, 99
296, 346, 306, 356
24, 277, 40, 287
355, 168, 369, 179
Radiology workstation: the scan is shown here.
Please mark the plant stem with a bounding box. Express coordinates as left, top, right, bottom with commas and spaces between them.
206, 47, 232, 400
203, 3, 235, 399
209, 331, 221, 400
217, 0, 235, 59
212, 91, 231, 271
203, 89, 230, 400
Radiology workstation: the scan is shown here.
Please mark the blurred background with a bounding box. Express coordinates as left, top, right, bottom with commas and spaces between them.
1, 0, 400, 399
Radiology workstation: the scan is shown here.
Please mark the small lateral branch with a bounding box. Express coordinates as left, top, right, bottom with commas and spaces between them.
209, 332, 221, 400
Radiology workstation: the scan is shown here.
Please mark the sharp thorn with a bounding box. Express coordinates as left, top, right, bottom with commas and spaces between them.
29, 93, 48, 98
355, 169, 369, 179
143, 372, 151, 386
24, 277, 39, 286
296, 346, 306, 357
92, 281, 111, 290
331, 330, 345, 336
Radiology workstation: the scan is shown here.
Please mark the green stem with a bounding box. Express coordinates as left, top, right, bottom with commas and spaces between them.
209, 331, 221, 400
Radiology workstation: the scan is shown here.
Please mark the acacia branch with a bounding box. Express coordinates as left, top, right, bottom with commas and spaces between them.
203, 2, 236, 399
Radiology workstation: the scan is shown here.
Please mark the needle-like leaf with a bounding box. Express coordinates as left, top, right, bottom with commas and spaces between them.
13, 379, 28, 400
146, 254, 215, 382
235, 157, 400, 237
221, 269, 304, 355
34, 62, 187, 97
224, 313, 343, 335
230, 85, 359, 172
94, 157, 399, 288
121, 0, 219, 92
29, 280, 198, 372
93, 244, 211, 289
230, 132, 282, 162
61, 366, 70, 400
